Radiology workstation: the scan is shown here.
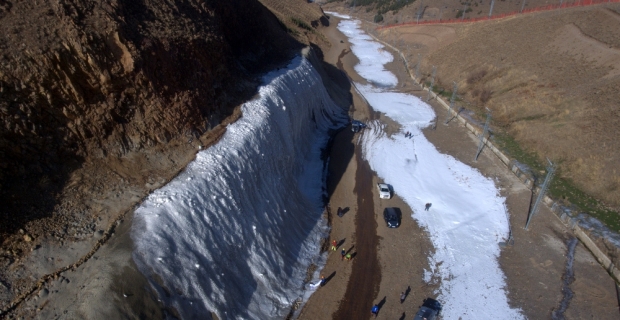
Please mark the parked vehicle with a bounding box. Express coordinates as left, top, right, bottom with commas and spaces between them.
383, 207, 401, 228
377, 183, 391, 199
351, 120, 366, 133
413, 298, 442, 320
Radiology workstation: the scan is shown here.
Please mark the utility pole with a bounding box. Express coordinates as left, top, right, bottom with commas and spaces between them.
520, 0, 527, 13
461, 3, 468, 21
415, 53, 421, 82
475, 110, 491, 161
439, 0, 445, 21
406, 44, 410, 60
416, 0, 425, 24
525, 159, 556, 230
445, 82, 458, 124
489, 0, 495, 18
499, 203, 514, 247
426, 66, 437, 101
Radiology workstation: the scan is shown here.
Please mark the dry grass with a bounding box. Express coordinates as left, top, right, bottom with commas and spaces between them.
479, 88, 492, 104
366, 3, 620, 215
466, 69, 487, 84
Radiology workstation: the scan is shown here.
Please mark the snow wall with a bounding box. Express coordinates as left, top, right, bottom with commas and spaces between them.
131, 49, 349, 319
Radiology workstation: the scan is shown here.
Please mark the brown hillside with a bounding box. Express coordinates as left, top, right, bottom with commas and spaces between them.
323, 1, 620, 214
0, 0, 329, 309
413, 5, 620, 210
0, 0, 309, 239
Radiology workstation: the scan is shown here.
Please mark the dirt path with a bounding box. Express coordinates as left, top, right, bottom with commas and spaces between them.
333, 145, 381, 319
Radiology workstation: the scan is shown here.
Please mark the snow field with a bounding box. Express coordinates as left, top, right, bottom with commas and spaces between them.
332, 18, 398, 87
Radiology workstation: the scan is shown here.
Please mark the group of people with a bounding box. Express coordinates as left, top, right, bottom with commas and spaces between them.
331, 240, 352, 261
322, 200, 423, 318
315, 240, 353, 288
404, 131, 413, 138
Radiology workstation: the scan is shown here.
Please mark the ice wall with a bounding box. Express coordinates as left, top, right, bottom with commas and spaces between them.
131, 55, 348, 319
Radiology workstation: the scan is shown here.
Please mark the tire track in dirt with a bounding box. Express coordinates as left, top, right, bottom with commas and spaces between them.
333, 137, 381, 320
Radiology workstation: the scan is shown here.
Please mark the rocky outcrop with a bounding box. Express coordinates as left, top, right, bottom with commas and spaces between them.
0, 0, 308, 238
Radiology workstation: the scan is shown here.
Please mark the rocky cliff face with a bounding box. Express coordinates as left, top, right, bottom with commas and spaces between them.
0, 1, 333, 311
0, 0, 319, 240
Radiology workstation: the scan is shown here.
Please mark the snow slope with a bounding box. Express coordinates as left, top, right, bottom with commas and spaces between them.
333, 16, 524, 319
131, 56, 348, 319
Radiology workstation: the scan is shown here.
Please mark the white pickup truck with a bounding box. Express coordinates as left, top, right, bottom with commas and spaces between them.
377, 183, 391, 199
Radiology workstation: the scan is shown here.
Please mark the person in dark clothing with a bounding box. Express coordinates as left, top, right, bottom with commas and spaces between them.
425, 203, 432, 211
371, 304, 379, 317
341, 248, 346, 260
337, 207, 343, 217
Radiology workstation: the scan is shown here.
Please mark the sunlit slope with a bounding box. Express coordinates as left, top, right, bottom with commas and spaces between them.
394, 5, 620, 210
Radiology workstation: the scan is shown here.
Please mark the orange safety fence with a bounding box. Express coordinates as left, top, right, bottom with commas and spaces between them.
377, 0, 620, 30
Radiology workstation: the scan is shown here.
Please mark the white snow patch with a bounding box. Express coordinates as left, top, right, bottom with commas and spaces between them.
325, 11, 351, 19
335, 19, 398, 87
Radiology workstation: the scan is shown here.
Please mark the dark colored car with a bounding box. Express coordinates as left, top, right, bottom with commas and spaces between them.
413, 298, 442, 320
351, 120, 366, 133
383, 207, 401, 228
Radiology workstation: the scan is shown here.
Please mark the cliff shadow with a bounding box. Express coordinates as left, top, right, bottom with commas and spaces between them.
325, 125, 356, 200
307, 43, 356, 201
0, 152, 83, 241
0, 65, 86, 242
309, 43, 352, 112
